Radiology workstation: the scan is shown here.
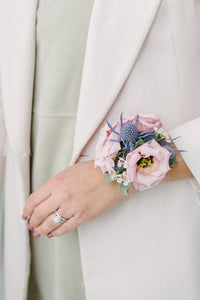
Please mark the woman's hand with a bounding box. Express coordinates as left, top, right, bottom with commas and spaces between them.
22, 161, 136, 238
22, 151, 193, 238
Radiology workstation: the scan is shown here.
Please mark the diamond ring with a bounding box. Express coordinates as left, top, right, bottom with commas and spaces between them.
53, 209, 68, 224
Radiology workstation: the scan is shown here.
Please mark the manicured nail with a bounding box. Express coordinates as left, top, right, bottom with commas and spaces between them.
22, 214, 28, 221
28, 224, 34, 231
47, 232, 53, 238
33, 231, 40, 238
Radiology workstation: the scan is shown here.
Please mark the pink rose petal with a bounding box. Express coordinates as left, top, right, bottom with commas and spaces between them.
126, 139, 171, 191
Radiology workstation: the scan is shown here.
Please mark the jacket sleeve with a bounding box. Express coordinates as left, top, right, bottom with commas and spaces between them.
168, 117, 200, 186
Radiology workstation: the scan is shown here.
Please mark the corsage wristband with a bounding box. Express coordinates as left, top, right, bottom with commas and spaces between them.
95, 113, 184, 195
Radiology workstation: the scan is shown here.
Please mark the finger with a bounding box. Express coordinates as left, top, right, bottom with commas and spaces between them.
23, 181, 52, 219
50, 214, 81, 237
34, 209, 74, 237
28, 196, 58, 228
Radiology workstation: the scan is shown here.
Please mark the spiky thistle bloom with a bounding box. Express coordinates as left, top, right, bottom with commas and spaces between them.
106, 113, 155, 152
163, 145, 177, 158
121, 116, 139, 144
163, 144, 185, 158
163, 143, 185, 166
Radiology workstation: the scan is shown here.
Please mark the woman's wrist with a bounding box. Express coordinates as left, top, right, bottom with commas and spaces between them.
94, 113, 192, 195
163, 152, 193, 182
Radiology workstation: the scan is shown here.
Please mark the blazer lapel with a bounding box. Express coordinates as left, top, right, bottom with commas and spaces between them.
71, 0, 161, 164
0, 0, 38, 172
0, 0, 162, 170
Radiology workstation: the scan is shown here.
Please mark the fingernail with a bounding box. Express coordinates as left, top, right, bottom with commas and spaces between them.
47, 232, 53, 238
33, 231, 40, 238
28, 224, 34, 231
22, 214, 28, 221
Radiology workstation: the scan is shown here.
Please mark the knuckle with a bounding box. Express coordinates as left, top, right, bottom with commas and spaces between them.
28, 193, 36, 207
51, 175, 63, 189
54, 173, 65, 182
57, 190, 71, 205
61, 188, 71, 200
37, 221, 51, 235
33, 207, 43, 219
58, 207, 66, 217
78, 207, 90, 220
37, 226, 47, 236
72, 197, 82, 208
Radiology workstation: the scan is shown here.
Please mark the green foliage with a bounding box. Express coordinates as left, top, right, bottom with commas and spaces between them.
120, 182, 130, 196
104, 172, 115, 183
169, 157, 175, 167
133, 139, 145, 150
115, 150, 126, 160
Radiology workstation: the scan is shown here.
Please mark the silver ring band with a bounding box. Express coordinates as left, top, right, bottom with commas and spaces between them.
53, 209, 68, 224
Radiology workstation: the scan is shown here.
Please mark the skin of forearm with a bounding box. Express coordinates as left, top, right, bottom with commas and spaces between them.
23, 157, 193, 237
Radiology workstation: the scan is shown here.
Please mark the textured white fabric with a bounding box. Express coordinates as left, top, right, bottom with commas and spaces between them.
169, 118, 200, 185
0, 0, 200, 299
76, 1, 200, 299
71, 0, 162, 163
0, 88, 6, 190
0, 1, 37, 299
4, 143, 31, 300
0, 13, 6, 189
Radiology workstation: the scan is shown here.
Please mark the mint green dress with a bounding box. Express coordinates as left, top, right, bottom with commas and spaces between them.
28, 1, 94, 299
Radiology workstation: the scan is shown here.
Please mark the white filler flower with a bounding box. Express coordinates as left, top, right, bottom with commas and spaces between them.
154, 126, 171, 143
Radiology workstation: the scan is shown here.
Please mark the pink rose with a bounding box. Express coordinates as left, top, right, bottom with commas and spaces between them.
126, 139, 171, 191
122, 114, 162, 133
95, 121, 121, 174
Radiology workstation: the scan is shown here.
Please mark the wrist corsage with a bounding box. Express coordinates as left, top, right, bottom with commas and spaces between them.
95, 113, 184, 195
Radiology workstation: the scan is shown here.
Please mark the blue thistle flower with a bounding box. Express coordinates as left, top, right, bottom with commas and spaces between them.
163, 143, 186, 166
121, 120, 139, 144
163, 144, 185, 158
106, 113, 155, 152
143, 132, 156, 142
163, 145, 176, 158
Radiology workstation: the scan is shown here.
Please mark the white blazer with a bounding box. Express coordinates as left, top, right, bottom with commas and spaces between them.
0, 1, 200, 299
